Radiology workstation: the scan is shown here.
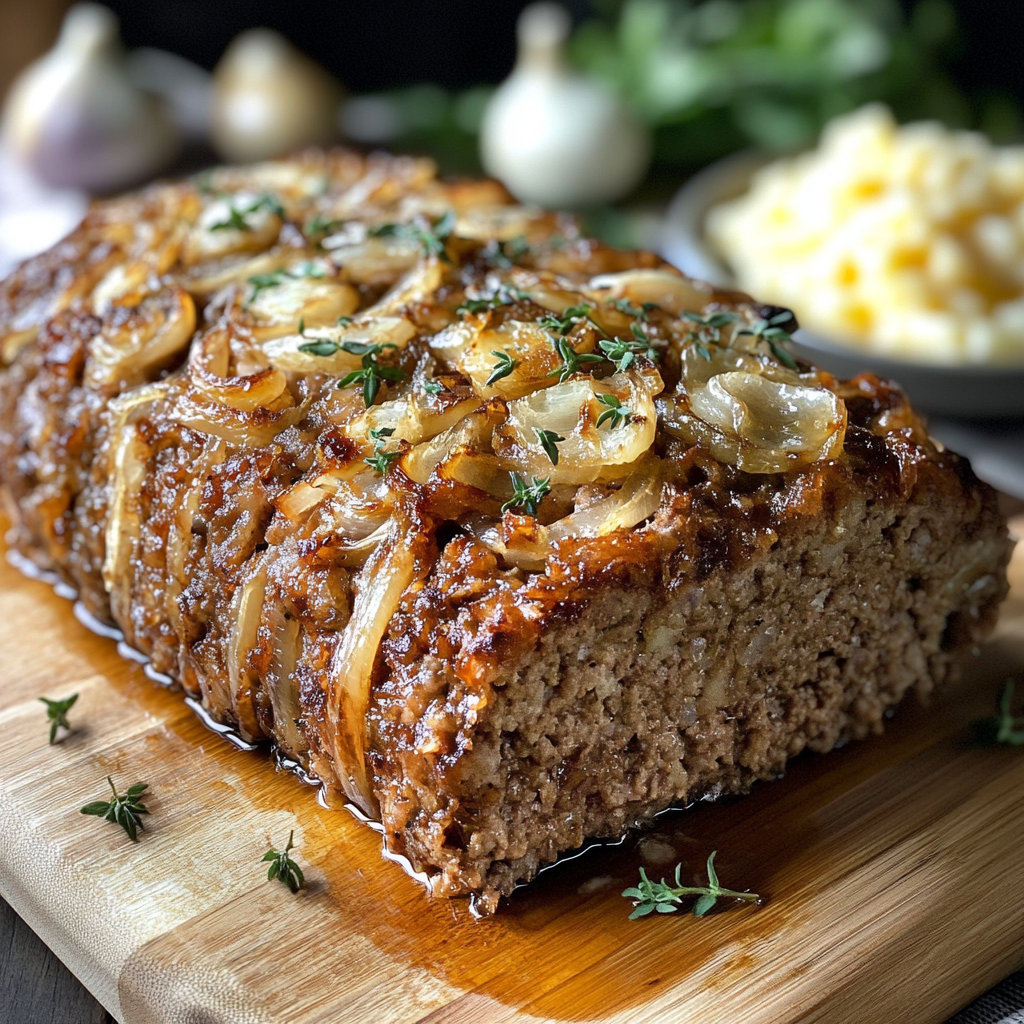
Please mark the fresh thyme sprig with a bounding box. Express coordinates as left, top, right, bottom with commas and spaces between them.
680, 310, 739, 360
970, 679, 1024, 746
368, 210, 456, 262
623, 851, 759, 920
364, 427, 401, 475
39, 693, 78, 745
599, 325, 659, 372
546, 336, 603, 383
246, 261, 328, 304
486, 349, 518, 387
611, 297, 656, 320
595, 393, 632, 429
305, 213, 342, 238
262, 829, 305, 893
456, 285, 530, 315
208, 192, 285, 232
301, 338, 405, 406
80, 777, 150, 842
539, 304, 608, 342
501, 473, 551, 516
535, 428, 565, 465
483, 235, 530, 269
736, 310, 799, 369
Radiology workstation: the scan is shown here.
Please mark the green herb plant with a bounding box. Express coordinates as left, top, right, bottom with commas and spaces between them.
262, 830, 305, 893
80, 778, 150, 842
623, 851, 759, 920
39, 693, 78, 744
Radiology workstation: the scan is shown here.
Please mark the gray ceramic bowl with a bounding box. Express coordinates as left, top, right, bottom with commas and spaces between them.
661, 152, 1024, 420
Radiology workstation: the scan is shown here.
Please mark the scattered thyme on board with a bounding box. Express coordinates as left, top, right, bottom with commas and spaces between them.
263, 830, 305, 893
39, 692, 78, 744
970, 679, 1024, 747
80, 778, 150, 842
623, 851, 760, 920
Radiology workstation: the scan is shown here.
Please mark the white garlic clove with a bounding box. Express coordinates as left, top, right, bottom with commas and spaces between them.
480, 2, 651, 208
1, 3, 180, 192
210, 29, 342, 163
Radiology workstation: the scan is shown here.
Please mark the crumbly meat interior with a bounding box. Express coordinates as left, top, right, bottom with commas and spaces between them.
0, 149, 1010, 911
373, 438, 1006, 905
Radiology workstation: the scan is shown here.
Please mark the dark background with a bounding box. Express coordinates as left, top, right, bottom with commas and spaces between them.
98, 0, 1024, 103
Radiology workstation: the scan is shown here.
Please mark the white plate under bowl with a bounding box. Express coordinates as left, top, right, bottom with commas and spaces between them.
661, 152, 1024, 420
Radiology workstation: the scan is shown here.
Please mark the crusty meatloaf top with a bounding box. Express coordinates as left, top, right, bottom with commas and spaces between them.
0, 150, 1003, 818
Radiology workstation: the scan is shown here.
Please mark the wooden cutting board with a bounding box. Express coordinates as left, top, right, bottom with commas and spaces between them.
1, 518, 1023, 1024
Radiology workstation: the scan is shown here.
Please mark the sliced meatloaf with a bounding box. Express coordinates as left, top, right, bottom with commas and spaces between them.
0, 151, 1010, 912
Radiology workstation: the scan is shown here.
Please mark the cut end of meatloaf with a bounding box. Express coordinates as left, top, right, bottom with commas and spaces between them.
371, 436, 1009, 908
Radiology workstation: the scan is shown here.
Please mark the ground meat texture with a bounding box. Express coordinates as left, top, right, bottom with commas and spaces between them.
371, 443, 1007, 907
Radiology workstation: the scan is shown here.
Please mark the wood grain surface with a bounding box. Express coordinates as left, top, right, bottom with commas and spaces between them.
0, 518, 1022, 1024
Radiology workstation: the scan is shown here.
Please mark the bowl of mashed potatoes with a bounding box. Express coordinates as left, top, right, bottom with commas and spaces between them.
663, 105, 1024, 417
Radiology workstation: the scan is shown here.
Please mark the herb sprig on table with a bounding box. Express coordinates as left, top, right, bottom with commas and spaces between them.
39, 693, 78, 745
623, 851, 759, 919
970, 679, 1024, 747
263, 830, 305, 893
80, 777, 150, 842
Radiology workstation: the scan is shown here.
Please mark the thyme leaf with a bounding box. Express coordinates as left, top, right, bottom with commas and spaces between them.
369, 210, 456, 262
80, 777, 150, 842
246, 261, 328, 304
535, 428, 565, 466
486, 349, 518, 386
736, 311, 798, 369
546, 335, 603, 383
680, 310, 739, 360
623, 851, 759, 920
364, 427, 401, 475
611, 297, 656, 320
970, 679, 1024, 746
262, 829, 305, 893
501, 473, 551, 516
208, 192, 285, 232
39, 692, 78, 745
595, 393, 632, 429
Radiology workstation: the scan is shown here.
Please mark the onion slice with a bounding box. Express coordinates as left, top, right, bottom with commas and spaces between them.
322, 511, 425, 813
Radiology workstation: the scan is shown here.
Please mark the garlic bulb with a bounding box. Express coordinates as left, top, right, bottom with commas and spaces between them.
210, 29, 341, 163
1, 4, 179, 192
480, 3, 651, 207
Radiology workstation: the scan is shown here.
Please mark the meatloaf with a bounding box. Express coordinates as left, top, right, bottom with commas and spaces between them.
0, 150, 1011, 912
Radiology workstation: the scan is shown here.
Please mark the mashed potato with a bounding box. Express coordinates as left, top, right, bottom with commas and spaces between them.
707, 105, 1024, 365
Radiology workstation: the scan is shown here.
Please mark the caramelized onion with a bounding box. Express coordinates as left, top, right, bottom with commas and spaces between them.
480, 465, 663, 569
323, 515, 419, 813
664, 371, 847, 473
263, 316, 416, 375
587, 269, 711, 316
495, 367, 663, 484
